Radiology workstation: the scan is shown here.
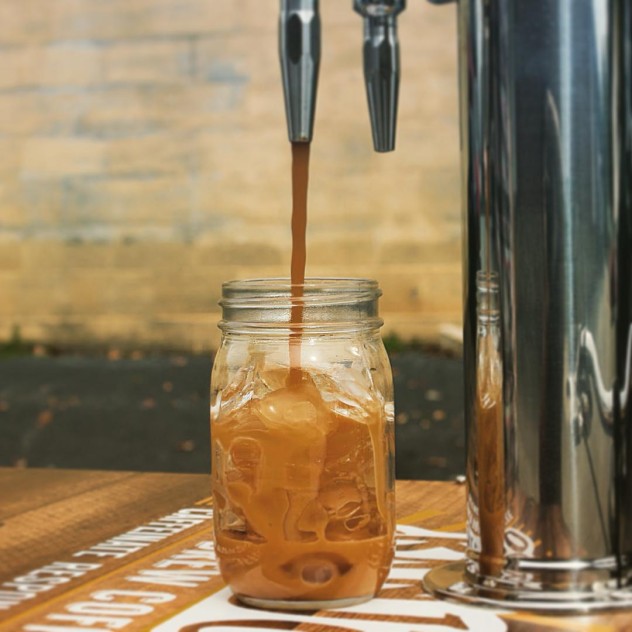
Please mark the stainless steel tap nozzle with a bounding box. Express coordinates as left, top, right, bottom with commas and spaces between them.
354, 0, 406, 152
279, 0, 321, 143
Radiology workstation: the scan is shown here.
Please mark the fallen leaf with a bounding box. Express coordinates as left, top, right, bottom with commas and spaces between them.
396, 412, 409, 425
432, 409, 446, 422
141, 398, 156, 410
177, 440, 195, 453
37, 410, 54, 427
162, 381, 173, 393
107, 348, 122, 361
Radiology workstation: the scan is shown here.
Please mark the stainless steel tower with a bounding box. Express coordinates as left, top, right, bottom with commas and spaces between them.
424, 0, 632, 610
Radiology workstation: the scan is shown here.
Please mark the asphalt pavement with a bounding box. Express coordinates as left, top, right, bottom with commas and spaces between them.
0, 350, 464, 481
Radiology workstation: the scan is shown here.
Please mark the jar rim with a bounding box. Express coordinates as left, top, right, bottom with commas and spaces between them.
220, 277, 381, 308
218, 277, 383, 332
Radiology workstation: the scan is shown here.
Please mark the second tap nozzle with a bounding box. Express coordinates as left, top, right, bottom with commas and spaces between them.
354, 0, 405, 152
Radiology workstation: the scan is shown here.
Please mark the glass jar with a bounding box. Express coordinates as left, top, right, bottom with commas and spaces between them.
211, 278, 395, 610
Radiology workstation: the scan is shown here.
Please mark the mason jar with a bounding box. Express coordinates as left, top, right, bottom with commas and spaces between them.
210, 278, 395, 610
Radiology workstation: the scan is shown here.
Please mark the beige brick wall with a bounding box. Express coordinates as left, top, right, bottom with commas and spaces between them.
0, 0, 461, 351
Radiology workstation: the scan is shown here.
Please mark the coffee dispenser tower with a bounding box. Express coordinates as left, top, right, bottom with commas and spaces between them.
279, 0, 632, 610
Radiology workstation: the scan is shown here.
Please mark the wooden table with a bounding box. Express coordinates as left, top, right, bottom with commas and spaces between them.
0, 468, 630, 631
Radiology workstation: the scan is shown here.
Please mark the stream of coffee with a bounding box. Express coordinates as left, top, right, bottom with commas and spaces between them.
289, 141, 310, 383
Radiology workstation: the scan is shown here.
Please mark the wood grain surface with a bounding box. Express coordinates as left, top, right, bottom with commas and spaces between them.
0, 468, 630, 631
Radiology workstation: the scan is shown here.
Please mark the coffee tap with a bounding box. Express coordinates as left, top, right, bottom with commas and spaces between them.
354, 0, 405, 152
279, 0, 321, 143
278, 0, 404, 150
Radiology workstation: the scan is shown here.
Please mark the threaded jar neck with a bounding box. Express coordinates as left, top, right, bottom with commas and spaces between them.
219, 278, 383, 334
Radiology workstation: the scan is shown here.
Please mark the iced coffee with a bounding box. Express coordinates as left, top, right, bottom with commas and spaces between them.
212, 363, 394, 608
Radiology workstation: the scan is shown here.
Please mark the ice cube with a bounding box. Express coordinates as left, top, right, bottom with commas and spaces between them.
344, 511, 370, 532
214, 431, 261, 512
309, 370, 340, 404
296, 498, 330, 539
220, 507, 246, 533
216, 366, 256, 420
313, 367, 381, 422
217, 362, 288, 422
225, 436, 261, 494
253, 383, 328, 442
214, 476, 249, 536
230, 436, 261, 469
319, 478, 364, 514
256, 393, 313, 426
283, 492, 323, 542
259, 367, 289, 393
325, 494, 382, 541
213, 439, 226, 483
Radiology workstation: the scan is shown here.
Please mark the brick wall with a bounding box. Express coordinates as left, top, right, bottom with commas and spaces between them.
0, 0, 461, 351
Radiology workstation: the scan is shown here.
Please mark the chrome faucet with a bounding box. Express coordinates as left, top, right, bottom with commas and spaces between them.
353, 0, 405, 152
279, 0, 321, 143
279, 0, 404, 151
